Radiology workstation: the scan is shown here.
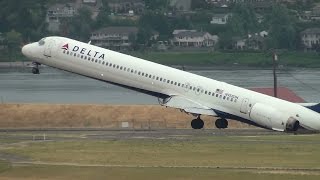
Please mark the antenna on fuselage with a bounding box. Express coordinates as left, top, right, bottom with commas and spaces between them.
88, 40, 91, 44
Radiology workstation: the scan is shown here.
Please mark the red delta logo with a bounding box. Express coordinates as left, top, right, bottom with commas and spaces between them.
62, 44, 69, 50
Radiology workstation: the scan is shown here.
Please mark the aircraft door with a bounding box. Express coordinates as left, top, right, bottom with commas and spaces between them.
240, 98, 250, 114
44, 40, 55, 58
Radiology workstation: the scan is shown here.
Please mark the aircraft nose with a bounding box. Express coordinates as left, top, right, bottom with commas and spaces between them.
21, 44, 30, 56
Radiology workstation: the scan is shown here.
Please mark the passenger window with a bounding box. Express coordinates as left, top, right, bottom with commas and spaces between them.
109, 63, 112, 66
81, 55, 83, 59
99, 60, 101, 64
70, 52, 73, 56
156, 77, 159, 80
160, 78, 163, 81
216, 94, 219, 97
120, 66, 123, 70
145, 73, 148, 77
223, 96, 226, 100
67, 51, 69, 55
149, 75, 152, 78
181, 84, 184, 87
138, 72, 141, 75
141, 72, 144, 76
124, 67, 126, 71
205, 91, 207, 94
113, 64, 116, 68
102, 61, 105, 65
153, 76, 155, 79
208, 92, 211, 95
74, 53, 76, 57
190, 86, 192, 90
116, 65, 119, 69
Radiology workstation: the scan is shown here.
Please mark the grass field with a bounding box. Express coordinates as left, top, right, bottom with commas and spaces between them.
2, 50, 320, 68
132, 51, 320, 68
0, 133, 320, 179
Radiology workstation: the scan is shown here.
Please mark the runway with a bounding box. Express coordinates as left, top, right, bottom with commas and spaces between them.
0, 128, 312, 142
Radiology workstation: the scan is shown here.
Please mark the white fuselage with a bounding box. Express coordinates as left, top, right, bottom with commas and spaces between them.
22, 36, 320, 131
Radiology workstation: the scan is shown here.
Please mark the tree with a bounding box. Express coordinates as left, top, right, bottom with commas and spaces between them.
68, 7, 93, 41
5, 30, 22, 60
265, 4, 298, 49
139, 11, 170, 38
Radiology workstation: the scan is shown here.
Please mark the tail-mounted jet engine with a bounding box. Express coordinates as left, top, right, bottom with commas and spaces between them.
249, 103, 300, 132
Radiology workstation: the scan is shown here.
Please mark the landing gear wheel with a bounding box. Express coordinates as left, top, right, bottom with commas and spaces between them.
191, 118, 204, 129
215, 118, 228, 129
32, 67, 39, 74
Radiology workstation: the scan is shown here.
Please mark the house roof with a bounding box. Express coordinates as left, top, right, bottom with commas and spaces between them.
108, 0, 144, 4
301, 28, 320, 34
92, 26, 138, 35
212, 13, 230, 18
174, 31, 210, 38
48, 3, 77, 11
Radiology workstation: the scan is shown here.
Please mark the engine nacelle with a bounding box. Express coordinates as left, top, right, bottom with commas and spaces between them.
249, 103, 299, 131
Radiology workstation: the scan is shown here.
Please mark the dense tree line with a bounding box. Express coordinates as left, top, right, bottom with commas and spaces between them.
0, 0, 318, 53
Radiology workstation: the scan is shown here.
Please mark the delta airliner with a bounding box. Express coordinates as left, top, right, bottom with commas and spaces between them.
22, 36, 320, 132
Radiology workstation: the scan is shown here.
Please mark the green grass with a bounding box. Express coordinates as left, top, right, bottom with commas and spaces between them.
131, 51, 320, 68
2, 135, 320, 168
1, 134, 320, 179
1, 50, 319, 68
0, 165, 319, 180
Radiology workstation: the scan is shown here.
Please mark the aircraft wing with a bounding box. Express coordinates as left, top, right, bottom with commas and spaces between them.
161, 95, 218, 116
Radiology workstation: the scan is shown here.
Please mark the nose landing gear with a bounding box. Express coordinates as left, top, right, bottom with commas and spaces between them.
31, 62, 40, 74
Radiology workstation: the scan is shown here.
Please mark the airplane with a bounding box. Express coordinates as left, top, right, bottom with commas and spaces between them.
22, 36, 320, 132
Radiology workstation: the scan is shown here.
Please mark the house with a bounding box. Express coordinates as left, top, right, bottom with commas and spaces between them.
300, 28, 320, 50
90, 26, 139, 50
233, 31, 268, 50
172, 30, 218, 47
108, 0, 145, 15
46, 3, 78, 32
169, 0, 192, 11
210, 14, 231, 25
233, 37, 246, 50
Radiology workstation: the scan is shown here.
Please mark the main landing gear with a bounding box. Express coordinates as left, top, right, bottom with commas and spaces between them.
32, 62, 40, 74
215, 118, 228, 129
190, 116, 229, 129
191, 116, 204, 129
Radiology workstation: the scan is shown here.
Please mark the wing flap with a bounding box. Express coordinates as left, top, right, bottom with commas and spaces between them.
162, 96, 217, 116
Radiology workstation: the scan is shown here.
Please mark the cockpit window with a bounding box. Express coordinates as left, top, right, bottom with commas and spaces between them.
38, 38, 45, 46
